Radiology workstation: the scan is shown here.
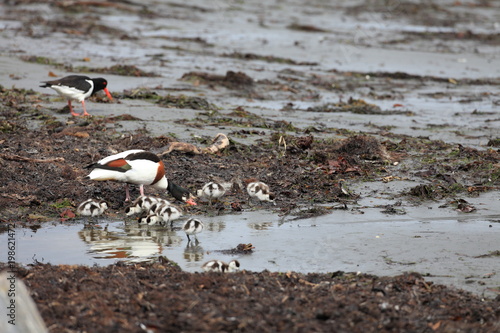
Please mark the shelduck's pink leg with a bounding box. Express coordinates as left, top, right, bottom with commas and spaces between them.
125, 184, 131, 202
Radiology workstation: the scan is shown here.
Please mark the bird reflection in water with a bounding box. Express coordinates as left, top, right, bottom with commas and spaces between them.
184, 242, 204, 262
78, 223, 181, 262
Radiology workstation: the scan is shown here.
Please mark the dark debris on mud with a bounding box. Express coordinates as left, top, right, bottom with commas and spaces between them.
2, 262, 500, 333
215, 243, 255, 255
0, 83, 499, 222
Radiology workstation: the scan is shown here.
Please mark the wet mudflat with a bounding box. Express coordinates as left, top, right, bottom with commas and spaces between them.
0, 0, 500, 332
2, 203, 500, 298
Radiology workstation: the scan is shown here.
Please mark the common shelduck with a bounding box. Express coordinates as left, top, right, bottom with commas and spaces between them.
182, 218, 204, 242
202, 259, 240, 273
85, 149, 197, 205
77, 199, 108, 222
196, 182, 226, 206
40, 75, 112, 116
247, 181, 275, 204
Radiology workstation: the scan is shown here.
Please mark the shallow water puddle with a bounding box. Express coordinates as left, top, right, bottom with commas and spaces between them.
1, 204, 499, 297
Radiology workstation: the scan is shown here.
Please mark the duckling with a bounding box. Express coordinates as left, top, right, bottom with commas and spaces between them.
202, 260, 240, 273
182, 218, 204, 243
137, 211, 150, 224
148, 200, 171, 215
125, 195, 167, 216
247, 181, 275, 205
196, 182, 226, 207
77, 199, 108, 223
145, 203, 183, 226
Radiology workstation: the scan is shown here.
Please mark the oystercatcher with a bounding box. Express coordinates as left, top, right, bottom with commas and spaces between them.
182, 218, 204, 243
202, 259, 240, 273
196, 181, 226, 207
40, 75, 113, 116
85, 149, 197, 204
247, 181, 275, 204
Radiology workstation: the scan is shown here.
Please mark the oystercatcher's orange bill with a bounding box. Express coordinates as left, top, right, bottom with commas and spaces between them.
104, 88, 113, 100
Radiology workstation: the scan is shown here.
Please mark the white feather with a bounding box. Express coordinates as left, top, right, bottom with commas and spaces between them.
51, 79, 94, 102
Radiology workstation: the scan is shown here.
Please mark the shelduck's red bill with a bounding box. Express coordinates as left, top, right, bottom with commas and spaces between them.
103, 88, 113, 100
186, 198, 197, 206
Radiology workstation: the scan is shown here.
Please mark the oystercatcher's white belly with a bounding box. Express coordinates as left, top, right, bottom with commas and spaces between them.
51, 82, 93, 102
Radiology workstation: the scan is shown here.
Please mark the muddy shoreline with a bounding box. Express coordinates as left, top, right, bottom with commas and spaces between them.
2, 262, 500, 333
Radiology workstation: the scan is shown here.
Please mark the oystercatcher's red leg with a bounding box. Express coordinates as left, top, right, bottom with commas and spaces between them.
81, 100, 91, 117
68, 100, 82, 116
139, 184, 145, 196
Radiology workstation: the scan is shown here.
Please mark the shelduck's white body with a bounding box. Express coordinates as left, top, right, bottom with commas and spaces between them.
88, 150, 166, 186
86, 149, 197, 205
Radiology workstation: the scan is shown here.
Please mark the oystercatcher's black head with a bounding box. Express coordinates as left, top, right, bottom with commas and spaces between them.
92, 78, 113, 100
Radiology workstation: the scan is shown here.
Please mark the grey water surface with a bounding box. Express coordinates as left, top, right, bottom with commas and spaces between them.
2, 191, 499, 298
